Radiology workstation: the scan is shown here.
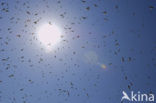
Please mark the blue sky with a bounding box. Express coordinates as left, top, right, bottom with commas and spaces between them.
0, 0, 156, 103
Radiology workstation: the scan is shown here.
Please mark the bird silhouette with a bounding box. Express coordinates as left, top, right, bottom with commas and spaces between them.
121, 91, 131, 101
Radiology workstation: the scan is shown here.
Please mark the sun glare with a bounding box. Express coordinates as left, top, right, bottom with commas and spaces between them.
37, 23, 61, 50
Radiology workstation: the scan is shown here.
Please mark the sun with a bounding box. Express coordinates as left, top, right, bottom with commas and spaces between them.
37, 23, 61, 50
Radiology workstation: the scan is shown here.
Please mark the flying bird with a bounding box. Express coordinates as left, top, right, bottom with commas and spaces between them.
121, 91, 131, 101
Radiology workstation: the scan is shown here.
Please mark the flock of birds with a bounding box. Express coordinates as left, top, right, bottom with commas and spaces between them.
0, 0, 156, 103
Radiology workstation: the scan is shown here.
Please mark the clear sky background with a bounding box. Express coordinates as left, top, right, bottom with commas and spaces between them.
0, 0, 156, 103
